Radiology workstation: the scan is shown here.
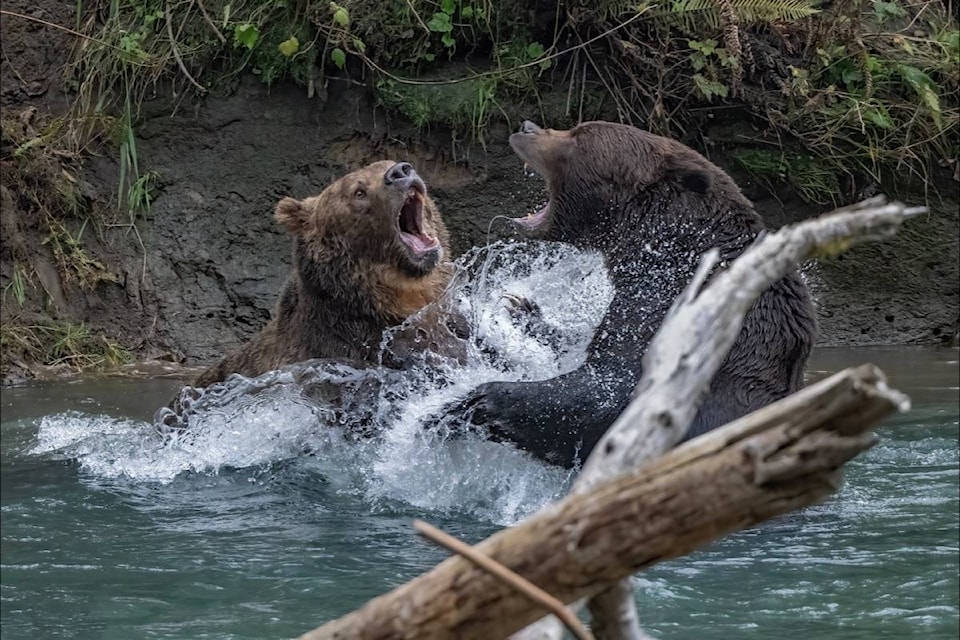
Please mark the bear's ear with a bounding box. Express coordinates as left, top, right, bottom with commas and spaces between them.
275, 197, 306, 233
677, 169, 712, 194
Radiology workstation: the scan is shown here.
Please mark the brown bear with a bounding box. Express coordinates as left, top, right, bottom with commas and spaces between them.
450, 121, 817, 467
190, 160, 452, 389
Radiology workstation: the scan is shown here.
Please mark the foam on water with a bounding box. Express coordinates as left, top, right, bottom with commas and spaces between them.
29, 241, 612, 524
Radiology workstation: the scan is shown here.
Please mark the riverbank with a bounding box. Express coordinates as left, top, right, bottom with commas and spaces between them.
2, 1, 958, 386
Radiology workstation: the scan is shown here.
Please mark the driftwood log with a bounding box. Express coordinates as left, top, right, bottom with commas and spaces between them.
300, 365, 906, 640
299, 197, 920, 640
543, 196, 924, 639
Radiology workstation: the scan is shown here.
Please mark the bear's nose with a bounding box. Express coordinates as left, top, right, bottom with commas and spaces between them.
384, 162, 414, 185
520, 120, 542, 134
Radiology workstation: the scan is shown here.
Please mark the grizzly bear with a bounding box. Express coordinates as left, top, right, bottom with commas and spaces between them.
190, 160, 452, 389
450, 121, 817, 467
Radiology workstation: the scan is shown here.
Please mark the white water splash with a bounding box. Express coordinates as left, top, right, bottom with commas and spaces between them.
29, 241, 613, 524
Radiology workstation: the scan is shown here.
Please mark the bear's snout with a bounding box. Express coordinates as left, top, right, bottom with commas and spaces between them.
520, 120, 542, 134
385, 162, 414, 184
384, 161, 425, 195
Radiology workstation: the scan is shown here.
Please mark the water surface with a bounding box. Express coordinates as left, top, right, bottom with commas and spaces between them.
2, 234, 958, 640
3, 347, 956, 639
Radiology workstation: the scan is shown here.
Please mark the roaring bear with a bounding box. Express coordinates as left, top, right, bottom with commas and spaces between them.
191, 160, 452, 388
452, 121, 817, 467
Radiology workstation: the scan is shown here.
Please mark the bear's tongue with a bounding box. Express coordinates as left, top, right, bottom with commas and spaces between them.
515, 202, 550, 230
399, 193, 437, 254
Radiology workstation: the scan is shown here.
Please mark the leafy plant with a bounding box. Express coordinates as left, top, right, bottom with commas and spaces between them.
128, 170, 159, 213
658, 0, 821, 26
2, 266, 32, 308
31, 0, 960, 206
44, 218, 118, 290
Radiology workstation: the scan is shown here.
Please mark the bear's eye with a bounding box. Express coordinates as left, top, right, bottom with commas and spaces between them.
354, 187, 367, 199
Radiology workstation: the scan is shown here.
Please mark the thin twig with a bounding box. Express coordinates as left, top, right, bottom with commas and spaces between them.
403, 0, 431, 34
164, 1, 207, 94
412, 520, 595, 640
195, 0, 226, 43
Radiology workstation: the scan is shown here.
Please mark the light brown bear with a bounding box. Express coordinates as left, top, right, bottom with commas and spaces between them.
191, 160, 452, 388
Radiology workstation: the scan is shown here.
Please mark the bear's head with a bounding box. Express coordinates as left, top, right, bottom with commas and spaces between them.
508, 120, 747, 240
275, 160, 450, 281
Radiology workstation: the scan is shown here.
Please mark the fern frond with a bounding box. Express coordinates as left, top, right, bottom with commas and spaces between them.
656, 0, 821, 30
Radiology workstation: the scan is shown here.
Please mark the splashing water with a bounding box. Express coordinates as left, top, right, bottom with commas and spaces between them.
30, 241, 613, 524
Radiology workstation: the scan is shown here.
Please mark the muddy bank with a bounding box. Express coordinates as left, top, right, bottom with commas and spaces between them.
1, 13, 958, 386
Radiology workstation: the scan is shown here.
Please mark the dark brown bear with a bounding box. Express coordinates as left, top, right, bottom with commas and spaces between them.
191, 160, 452, 388
454, 121, 817, 466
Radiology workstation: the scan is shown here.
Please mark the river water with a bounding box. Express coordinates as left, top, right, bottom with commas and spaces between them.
1, 243, 958, 639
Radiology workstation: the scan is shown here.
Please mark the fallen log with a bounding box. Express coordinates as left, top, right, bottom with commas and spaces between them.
299, 363, 907, 640
299, 197, 919, 640
519, 196, 923, 640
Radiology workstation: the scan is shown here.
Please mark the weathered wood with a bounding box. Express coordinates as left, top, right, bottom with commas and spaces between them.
300, 197, 919, 639
413, 520, 595, 640
298, 364, 906, 640
524, 196, 922, 640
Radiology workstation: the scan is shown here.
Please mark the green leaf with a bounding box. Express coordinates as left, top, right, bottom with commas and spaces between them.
689, 38, 717, 55
424, 52, 435, 61
840, 66, 862, 87
278, 35, 299, 57
234, 23, 259, 50
874, 0, 905, 21
441, 0, 456, 14
441, 32, 456, 48
330, 47, 346, 69
525, 41, 545, 60
333, 6, 350, 27
898, 64, 942, 127
461, 5, 474, 18
693, 73, 728, 100
352, 37, 366, 54
863, 106, 893, 129
427, 12, 452, 32
939, 30, 960, 56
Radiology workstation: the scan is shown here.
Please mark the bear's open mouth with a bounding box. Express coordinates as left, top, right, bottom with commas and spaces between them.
516, 201, 550, 230
398, 188, 439, 256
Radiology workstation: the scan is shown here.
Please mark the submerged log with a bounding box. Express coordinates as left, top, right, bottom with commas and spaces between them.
299, 197, 919, 640
299, 364, 907, 640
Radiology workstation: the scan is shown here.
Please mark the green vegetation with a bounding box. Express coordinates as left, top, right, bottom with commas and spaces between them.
44, 217, 119, 290
1, 108, 129, 376
1, 110, 119, 291
2, 266, 31, 308
0, 322, 132, 373
735, 149, 840, 204
1, 0, 955, 378
53, 0, 955, 201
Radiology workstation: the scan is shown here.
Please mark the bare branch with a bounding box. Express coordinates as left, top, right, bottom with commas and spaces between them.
414, 520, 594, 640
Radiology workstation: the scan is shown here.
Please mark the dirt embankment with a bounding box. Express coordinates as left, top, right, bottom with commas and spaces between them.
1, 4, 958, 386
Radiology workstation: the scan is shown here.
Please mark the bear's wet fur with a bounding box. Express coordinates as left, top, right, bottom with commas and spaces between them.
458, 121, 817, 467
191, 160, 452, 388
